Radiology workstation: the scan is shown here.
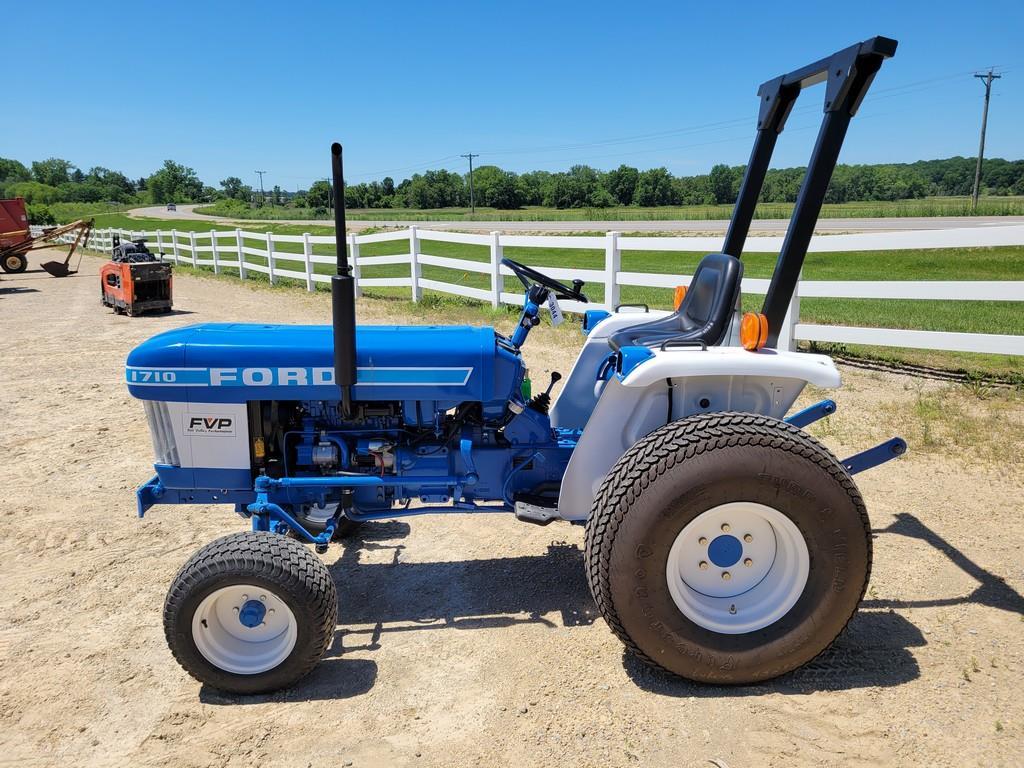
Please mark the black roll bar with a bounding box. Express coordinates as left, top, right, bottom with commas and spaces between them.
721, 36, 897, 347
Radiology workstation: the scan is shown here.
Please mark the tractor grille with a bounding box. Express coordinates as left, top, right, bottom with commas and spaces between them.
143, 401, 180, 466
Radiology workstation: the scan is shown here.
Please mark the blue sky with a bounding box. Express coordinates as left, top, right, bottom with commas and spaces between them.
4, 1, 1021, 191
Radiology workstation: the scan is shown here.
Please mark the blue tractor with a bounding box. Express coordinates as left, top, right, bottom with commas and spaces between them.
129, 38, 906, 694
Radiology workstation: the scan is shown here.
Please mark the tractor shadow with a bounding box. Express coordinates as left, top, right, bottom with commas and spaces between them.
863, 513, 1024, 615
624, 609, 925, 696
199, 657, 379, 705
325, 521, 596, 650
220, 511, 1020, 703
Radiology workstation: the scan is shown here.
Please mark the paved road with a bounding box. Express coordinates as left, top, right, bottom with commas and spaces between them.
130, 205, 1024, 233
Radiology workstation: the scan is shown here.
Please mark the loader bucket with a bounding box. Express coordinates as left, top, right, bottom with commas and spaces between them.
40, 260, 74, 277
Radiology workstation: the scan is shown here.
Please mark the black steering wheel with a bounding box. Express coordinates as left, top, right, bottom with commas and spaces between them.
501, 257, 589, 303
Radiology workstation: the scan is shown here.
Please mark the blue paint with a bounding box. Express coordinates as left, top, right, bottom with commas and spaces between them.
136, 473, 255, 517
842, 437, 907, 475
510, 300, 540, 347
247, 496, 337, 544
126, 323, 521, 406
614, 346, 656, 380
785, 399, 837, 429
708, 535, 743, 568
238, 599, 266, 628
155, 466, 253, 491
582, 309, 611, 336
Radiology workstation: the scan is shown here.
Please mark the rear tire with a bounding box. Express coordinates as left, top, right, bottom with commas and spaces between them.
164, 531, 337, 694
2, 253, 28, 273
585, 412, 870, 684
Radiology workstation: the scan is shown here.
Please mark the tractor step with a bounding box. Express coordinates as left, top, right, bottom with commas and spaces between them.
514, 501, 558, 526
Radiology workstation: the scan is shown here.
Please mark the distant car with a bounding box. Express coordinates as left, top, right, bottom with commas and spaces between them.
166, 203, 177, 212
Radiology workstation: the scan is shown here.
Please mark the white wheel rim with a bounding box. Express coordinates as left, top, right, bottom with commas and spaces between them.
665, 502, 809, 634
192, 584, 298, 675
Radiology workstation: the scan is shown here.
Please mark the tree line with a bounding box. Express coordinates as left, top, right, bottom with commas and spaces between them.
0, 156, 296, 223
338, 157, 1024, 210
2, 154, 1023, 223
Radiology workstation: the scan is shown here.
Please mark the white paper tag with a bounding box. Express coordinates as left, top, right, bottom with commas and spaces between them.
546, 293, 564, 326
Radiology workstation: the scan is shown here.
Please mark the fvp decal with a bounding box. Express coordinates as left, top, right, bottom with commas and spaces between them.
185, 415, 235, 436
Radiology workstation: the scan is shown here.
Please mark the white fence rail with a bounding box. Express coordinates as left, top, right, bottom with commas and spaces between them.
42, 223, 1024, 356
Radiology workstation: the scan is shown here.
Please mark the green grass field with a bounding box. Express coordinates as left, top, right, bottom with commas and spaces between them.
194, 195, 1024, 222
81, 212, 1024, 381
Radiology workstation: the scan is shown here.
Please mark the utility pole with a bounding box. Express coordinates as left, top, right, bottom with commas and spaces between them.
461, 153, 479, 213
254, 170, 267, 205
971, 70, 1001, 211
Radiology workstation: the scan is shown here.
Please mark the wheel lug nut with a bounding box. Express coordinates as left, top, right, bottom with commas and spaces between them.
268, 608, 276, 614
698, 537, 708, 546
722, 571, 731, 581
699, 561, 709, 570
744, 558, 753, 567
260, 595, 267, 602
721, 523, 731, 533
729, 604, 737, 615
743, 534, 752, 543
233, 606, 240, 612
241, 594, 248, 601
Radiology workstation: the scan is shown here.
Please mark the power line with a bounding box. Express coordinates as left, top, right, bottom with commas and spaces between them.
348, 153, 464, 182
971, 69, 1002, 210
254, 170, 267, 204
241, 67, 997, 188
460, 153, 479, 213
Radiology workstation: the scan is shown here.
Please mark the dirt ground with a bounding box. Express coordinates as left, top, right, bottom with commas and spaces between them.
1, 251, 1022, 768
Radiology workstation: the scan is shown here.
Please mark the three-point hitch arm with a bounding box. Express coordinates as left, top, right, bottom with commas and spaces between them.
721, 36, 898, 347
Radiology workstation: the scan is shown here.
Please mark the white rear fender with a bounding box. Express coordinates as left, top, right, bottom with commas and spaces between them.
556, 346, 840, 522
618, 346, 841, 390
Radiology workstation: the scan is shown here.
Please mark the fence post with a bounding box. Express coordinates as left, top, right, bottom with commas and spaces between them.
779, 270, 801, 352
156, 230, 164, 259
349, 233, 362, 298
170, 229, 180, 263
210, 230, 220, 274
236, 228, 246, 280
302, 233, 314, 291
266, 232, 276, 285
409, 225, 421, 302
605, 230, 621, 311
189, 231, 198, 268
489, 231, 503, 308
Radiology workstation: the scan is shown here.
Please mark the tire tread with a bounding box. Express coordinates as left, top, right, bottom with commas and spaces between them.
584, 411, 871, 676
163, 531, 337, 692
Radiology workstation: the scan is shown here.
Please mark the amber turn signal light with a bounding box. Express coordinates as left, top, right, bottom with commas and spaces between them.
740, 312, 769, 351
673, 285, 688, 310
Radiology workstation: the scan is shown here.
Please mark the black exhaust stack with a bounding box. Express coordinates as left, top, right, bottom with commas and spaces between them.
330, 142, 357, 417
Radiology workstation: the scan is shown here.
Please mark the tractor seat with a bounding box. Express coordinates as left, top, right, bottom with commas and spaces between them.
608, 253, 743, 351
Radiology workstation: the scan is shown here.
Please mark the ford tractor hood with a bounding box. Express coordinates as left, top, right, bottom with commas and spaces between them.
126, 323, 521, 406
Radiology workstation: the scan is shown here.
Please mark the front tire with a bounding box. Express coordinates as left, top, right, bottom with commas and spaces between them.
585, 412, 871, 685
164, 531, 337, 694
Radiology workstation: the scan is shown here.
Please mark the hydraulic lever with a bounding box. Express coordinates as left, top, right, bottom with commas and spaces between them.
528, 372, 562, 414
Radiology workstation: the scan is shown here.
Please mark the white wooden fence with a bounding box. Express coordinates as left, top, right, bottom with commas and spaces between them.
44, 223, 1024, 356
